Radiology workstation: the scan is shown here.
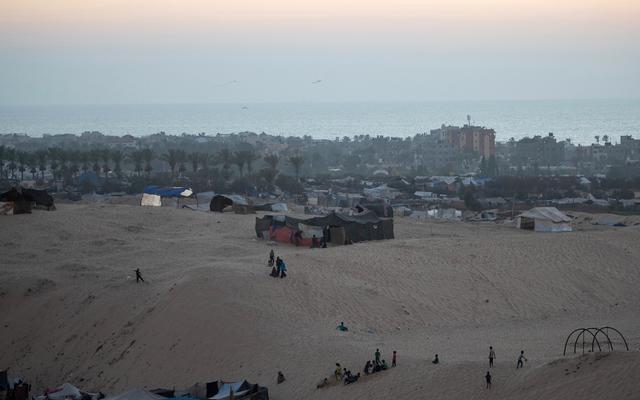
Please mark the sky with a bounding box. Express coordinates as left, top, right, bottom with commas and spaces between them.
0, 0, 639, 105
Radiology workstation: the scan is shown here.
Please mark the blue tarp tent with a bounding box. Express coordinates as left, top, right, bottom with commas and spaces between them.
144, 186, 193, 197
141, 186, 195, 207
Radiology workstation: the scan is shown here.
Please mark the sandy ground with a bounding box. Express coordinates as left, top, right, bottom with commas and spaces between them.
1, 204, 640, 400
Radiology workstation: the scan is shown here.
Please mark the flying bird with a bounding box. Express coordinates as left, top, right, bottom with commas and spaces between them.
312, 80, 322, 84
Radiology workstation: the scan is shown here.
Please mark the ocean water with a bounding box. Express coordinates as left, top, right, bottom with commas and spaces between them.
0, 99, 638, 145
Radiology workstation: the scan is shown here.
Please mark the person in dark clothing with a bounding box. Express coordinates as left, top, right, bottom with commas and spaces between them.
269, 249, 275, 266
270, 266, 279, 277
392, 350, 397, 367
517, 350, 527, 369
364, 361, 372, 375
489, 346, 496, 368
375, 348, 381, 364
432, 354, 439, 364
135, 268, 144, 283
277, 371, 285, 384
485, 371, 492, 389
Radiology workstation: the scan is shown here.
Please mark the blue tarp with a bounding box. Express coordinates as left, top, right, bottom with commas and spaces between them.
144, 186, 192, 198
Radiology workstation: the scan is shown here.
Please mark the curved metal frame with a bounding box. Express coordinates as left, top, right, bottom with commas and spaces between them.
563, 326, 628, 356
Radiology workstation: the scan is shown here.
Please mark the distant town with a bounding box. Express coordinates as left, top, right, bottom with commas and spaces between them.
1, 121, 640, 213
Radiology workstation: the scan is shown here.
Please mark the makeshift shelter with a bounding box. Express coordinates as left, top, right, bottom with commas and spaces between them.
209, 195, 253, 214
106, 389, 165, 400
0, 188, 33, 214
256, 211, 393, 246
141, 186, 196, 207
355, 203, 394, 218
22, 188, 55, 209
517, 207, 572, 232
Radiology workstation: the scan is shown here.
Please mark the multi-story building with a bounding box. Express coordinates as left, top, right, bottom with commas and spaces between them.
430, 123, 496, 158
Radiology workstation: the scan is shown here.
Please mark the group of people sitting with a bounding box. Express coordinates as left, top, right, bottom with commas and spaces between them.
363, 358, 389, 374
268, 249, 287, 278
332, 364, 360, 385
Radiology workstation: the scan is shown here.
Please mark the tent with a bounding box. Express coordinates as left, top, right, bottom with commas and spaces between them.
106, 389, 165, 400
141, 186, 195, 207
0, 188, 33, 214
517, 207, 572, 232
210, 381, 250, 400
40, 383, 83, 400
209, 195, 253, 213
0, 370, 9, 390
256, 211, 394, 246
354, 203, 394, 218
22, 188, 55, 209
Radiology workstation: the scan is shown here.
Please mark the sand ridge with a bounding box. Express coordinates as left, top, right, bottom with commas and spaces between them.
1, 204, 640, 399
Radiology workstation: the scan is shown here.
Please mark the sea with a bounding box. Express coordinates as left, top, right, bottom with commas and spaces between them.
0, 99, 638, 145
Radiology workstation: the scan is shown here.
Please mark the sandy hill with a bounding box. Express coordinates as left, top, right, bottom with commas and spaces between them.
1, 204, 640, 400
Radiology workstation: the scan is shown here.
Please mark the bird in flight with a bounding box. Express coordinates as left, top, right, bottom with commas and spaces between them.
312, 80, 322, 84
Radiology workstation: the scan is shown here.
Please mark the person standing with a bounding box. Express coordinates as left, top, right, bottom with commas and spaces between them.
269, 249, 275, 266
517, 350, 527, 369
279, 259, 287, 278
489, 346, 496, 367
485, 371, 492, 389
392, 351, 397, 367
375, 348, 381, 365
135, 268, 144, 283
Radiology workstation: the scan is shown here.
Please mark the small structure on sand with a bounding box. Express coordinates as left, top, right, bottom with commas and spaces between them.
141, 186, 196, 207
209, 194, 253, 214
517, 207, 572, 232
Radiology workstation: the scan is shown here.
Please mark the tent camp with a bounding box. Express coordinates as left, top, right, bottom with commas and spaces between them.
141, 186, 196, 207
517, 207, 572, 232
209, 195, 253, 213
256, 211, 394, 246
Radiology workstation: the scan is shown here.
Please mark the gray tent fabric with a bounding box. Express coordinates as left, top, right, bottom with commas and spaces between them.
518, 207, 571, 223
256, 211, 394, 243
210, 195, 250, 212
107, 389, 165, 400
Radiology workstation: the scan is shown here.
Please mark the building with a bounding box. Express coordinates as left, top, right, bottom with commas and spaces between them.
430, 123, 496, 158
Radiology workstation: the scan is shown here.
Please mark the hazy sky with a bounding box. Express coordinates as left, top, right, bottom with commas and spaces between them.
1, 0, 639, 105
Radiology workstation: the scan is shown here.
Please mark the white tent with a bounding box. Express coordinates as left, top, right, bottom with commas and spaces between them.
517, 207, 572, 232
209, 381, 250, 400
37, 383, 83, 400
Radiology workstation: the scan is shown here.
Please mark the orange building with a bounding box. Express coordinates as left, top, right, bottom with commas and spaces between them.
431, 124, 496, 158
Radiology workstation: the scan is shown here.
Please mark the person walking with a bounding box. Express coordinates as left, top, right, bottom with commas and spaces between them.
489, 346, 496, 367
392, 350, 397, 367
269, 249, 275, 266
516, 350, 527, 369
135, 268, 144, 283
485, 371, 492, 389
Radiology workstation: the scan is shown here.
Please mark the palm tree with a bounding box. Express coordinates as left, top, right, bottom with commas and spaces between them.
218, 148, 233, 177
233, 151, 247, 177
288, 154, 304, 181
594, 135, 600, 144
6, 147, 16, 179
264, 153, 279, 171
189, 152, 201, 173
176, 150, 187, 177
35, 150, 47, 181
17, 151, 28, 181
129, 150, 144, 176
89, 149, 101, 177
142, 148, 154, 177
602, 135, 609, 144
48, 147, 60, 181
244, 149, 259, 175
161, 149, 181, 178
100, 148, 111, 178
111, 149, 124, 178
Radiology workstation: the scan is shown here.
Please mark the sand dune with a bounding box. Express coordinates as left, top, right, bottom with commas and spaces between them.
1, 204, 640, 399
